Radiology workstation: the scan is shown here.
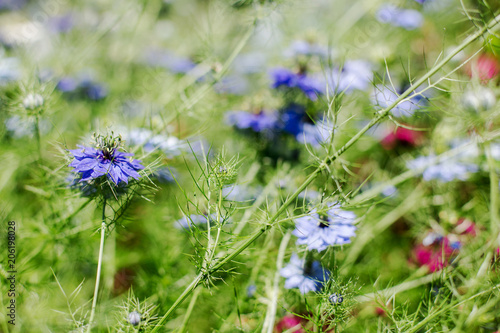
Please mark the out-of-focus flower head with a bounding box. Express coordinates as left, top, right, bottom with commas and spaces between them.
280, 253, 330, 294
175, 213, 216, 230
214, 75, 249, 95
0, 0, 25, 10
466, 54, 500, 83
124, 128, 184, 157
56, 72, 108, 100
380, 125, 423, 149
226, 110, 279, 132
47, 13, 75, 33
293, 203, 356, 252
462, 86, 496, 112
285, 39, 328, 58
372, 84, 427, 117
269, 67, 324, 100
143, 48, 196, 74
413, 233, 460, 272
407, 154, 478, 182
222, 184, 260, 202
325, 60, 373, 94
296, 119, 334, 147
376, 4, 423, 30
275, 314, 305, 333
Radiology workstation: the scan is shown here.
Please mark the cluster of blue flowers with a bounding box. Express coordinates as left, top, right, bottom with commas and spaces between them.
281, 202, 357, 294
57, 72, 108, 101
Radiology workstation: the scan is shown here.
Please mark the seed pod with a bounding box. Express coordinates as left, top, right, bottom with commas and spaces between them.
329, 293, 343, 304
22, 93, 44, 110
128, 311, 141, 326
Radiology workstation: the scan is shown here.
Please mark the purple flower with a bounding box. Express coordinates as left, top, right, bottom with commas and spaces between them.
371, 84, 427, 117
69, 145, 144, 185
143, 48, 196, 74
326, 60, 373, 94
57, 77, 79, 92
80, 80, 108, 100
296, 119, 334, 147
285, 40, 328, 58
175, 214, 215, 230
376, 4, 423, 30
407, 155, 478, 182
269, 68, 324, 100
280, 253, 330, 294
293, 203, 356, 252
226, 110, 279, 132
214, 75, 249, 95
47, 14, 74, 33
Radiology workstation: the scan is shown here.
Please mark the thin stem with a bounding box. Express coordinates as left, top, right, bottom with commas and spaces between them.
178, 287, 202, 333
486, 142, 499, 235
262, 231, 291, 333
87, 199, 107, 333
35, 115, 42, 161
152, 16, 500, 331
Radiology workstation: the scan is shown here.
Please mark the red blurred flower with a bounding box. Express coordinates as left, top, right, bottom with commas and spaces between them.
412, 237, 457, 272
466, 54, 500, 82
276, 314, 305, 333
381, 126, 423, 150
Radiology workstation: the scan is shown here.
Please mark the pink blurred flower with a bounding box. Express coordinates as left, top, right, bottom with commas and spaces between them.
466, 54, 500, 82
413, 237, 457, 272
276, 314, 305, 333
381, 126, 423, 149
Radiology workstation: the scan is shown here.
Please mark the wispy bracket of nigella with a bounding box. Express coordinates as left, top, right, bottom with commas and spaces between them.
293, 203, 357, 252
69, 136, 144, 186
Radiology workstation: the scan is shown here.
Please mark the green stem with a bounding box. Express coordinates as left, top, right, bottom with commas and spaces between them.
152, 16, 500, 331
178, 287, 202, 333
35, 115, 42, 161
486, 142, 499, 235
87, 199, 107, 332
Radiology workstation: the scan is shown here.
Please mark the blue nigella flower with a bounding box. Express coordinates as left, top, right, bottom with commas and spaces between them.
214, 75, 249, 95
325, 60, 373, 94
293, 203, 357, 252
407, 154, 479, 182
0, 0, 25, 10
296, 119, 334, 147
376, 4, 423, 30
226, 110, 279, 132
280, 253, 330, 294
124, 128, 184, 157
175, 214, 216, 230
143, 48, 196, 74
372, 84, 427, 117
285, 40, 328, 58
269, 67, 324, 101
69, 143, 144, 185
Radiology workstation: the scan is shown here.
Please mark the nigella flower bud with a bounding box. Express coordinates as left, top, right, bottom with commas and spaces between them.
128, 311, 141, 326
329, 293, 343, 304
22, 93, 44, 110
462, 87, 496, 112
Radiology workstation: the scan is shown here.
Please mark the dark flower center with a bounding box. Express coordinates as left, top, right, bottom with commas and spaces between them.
101, 148, 115, 160
318, 214, 330, 228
